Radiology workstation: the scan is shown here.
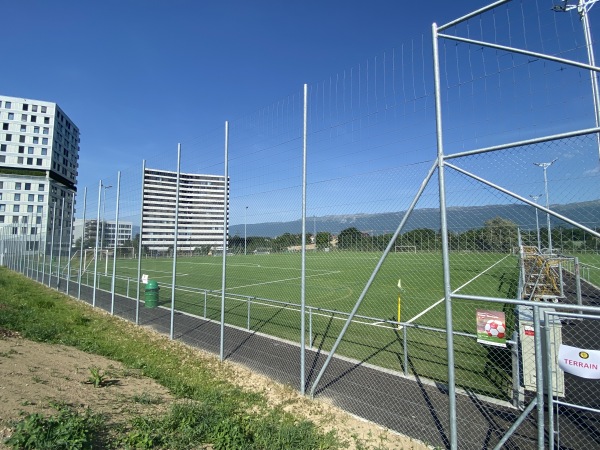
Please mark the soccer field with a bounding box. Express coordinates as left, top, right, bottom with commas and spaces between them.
111, 250, 518, 327
89, 250, 520, 399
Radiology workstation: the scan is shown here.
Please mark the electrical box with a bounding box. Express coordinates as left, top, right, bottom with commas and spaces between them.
518, 305, 565, 397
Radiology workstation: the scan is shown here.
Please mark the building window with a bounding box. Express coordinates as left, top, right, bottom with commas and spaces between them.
30, 227, 36, 235
36, 215, 41, 223
26, 157, 33, 165
7, 113, 14, 120
0, 193, 2, 200
0, 205, 4, 212
31, 105, 37, 112
32, 137, 38, 144
30, 115, 36, 123
38, 195, 44, 202
22, 104, 28, 111
41, 148, 47, 155
28, 194, 34, 201
27, 205, 33, 213
24, 183, 30, 190
5, 134, 11, 141
17, 157, 23, 164
21, 114, 27, 121
36, 158, 42, 166
19, 135, 25, 143
33, 126, 39, 133
15, 182, 21, 190
18, 146, 24, 153
0, 216, 3, 223
2, 123, 7, 130
14, 194, 21, 201
0, 144, 5, 151
44, 117, 50, 124
43, 127, 49, 134
0, 156, 4, 163
42, 137, 48, 145
27, 147, 34, 154
36, 205, 43, 213
20, 124, 26, 132
13, 205, 19, 212
5, 101, 11, 109
12, 216, 18, 224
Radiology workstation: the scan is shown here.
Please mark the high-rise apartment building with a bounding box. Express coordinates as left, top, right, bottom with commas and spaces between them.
0, 95, 80, 259
142, 168, 227, 252
73, 219, 133, 248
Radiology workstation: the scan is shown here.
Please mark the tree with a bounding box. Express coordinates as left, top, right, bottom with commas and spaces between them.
316, 232, 332, 249
337, 227, 363, 250
482, 217, 518, 252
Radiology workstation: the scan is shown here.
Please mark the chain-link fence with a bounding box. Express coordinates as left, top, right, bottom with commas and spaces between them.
2, 1, 600, 449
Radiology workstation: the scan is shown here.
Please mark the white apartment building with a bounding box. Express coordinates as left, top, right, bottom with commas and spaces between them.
0, 95, 80, 258
73, 219, 133, 249
142, 168, 227, 252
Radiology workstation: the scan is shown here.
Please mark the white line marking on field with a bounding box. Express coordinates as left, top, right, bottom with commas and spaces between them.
226, 271, 341, 291
400, 254, 512, 328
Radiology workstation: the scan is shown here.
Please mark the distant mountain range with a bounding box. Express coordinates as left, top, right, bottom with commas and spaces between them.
229, 200, 600, 238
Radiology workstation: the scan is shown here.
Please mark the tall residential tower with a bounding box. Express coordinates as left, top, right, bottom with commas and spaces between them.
0, 95, 80, 261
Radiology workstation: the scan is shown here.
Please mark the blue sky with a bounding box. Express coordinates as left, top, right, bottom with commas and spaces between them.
3, 1, 599, 226
2, 1, 492, 183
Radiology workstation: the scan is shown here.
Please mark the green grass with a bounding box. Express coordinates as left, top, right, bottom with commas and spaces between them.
0, 266, 342, 449
63, 250, 521, 399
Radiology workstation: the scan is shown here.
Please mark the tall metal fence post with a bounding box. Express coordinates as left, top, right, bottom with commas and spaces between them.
78, 187, 87, 300
57, 198, 65, 289
136, 160, 146, 325
511, 330, 521, 408
48, 202, 56, 288
170, 146, 181, 340
111, 171, 121, 315
66, 197, 75, 296
93, 180, 102, 307
533, 305, 545, 449
300, 83, 308, 395
41, 215, 47, 285
544, 310, 555, 450
432, 21, 457, 449
220, 121, 229, 361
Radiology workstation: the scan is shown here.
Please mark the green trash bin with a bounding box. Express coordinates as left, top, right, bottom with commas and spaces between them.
145, 280, 159, 308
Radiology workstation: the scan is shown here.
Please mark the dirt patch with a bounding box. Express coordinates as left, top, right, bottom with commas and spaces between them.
0, 333, 429, 449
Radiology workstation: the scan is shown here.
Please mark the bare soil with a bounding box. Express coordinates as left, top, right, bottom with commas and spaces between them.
0, 329, 429, 449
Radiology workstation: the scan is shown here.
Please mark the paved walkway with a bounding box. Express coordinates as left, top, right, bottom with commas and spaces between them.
32, 270, 544, 450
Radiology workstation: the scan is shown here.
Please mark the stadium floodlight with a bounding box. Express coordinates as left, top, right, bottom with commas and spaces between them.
529, 194, 544, 251
553, 0, 600, 160
534, 158, 558, 253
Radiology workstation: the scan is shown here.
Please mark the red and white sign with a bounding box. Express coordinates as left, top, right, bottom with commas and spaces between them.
558, 345, 600, 379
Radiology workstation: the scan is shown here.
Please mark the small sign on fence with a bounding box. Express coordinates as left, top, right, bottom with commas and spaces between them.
141, 274, 148, 284
559, 345, 600, 379
476, 309, 507, 347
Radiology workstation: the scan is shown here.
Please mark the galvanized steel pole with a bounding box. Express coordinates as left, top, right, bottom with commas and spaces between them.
111, 171, 121, 315
432, 22, 458, 449
170, 145, 181, 340
78, 187, 87, 300
136, 160, 146, 325
220, 122, 229, 361
93, 180, 102, 307
300, 84, 308, 394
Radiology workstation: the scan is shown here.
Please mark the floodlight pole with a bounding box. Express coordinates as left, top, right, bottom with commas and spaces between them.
529, 194, 543, 250
554, 0, 600, 160
100, 183, 112, 274
534, 159, 557, 253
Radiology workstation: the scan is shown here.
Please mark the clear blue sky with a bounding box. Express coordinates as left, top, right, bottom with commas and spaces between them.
2, 0, 491, 184
3, 0, 599, 226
